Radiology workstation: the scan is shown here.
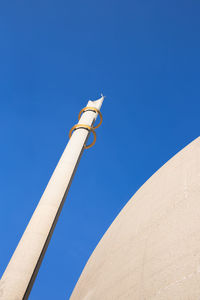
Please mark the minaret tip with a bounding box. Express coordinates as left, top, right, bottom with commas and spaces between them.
88, 94, 105, 110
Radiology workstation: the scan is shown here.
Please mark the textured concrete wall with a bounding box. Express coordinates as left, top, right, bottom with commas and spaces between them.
71, 137, 200, 300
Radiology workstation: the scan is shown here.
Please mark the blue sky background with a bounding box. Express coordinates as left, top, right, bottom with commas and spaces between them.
0, 0, 200, 299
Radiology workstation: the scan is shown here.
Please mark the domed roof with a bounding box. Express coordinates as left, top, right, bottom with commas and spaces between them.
71, 137, 200, 300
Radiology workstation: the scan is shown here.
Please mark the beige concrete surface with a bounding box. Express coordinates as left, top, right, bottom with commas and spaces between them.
71, 137, 200, 300
0, 96, 104, 300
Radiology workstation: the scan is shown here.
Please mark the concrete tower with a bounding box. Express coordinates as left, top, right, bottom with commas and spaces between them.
71, 137, 200, 300
0, 96, 104, 300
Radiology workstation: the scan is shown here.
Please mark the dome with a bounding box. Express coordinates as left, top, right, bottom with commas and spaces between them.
71, 137, 200, 300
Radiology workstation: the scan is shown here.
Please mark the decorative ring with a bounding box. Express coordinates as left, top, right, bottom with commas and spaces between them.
78, 107, 103, 129
69, 124, 96, 149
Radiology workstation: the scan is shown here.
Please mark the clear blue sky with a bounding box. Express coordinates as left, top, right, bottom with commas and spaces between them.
0, 0, 199, 299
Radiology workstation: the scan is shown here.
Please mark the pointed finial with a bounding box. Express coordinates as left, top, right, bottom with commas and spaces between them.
88, 94, 105, 110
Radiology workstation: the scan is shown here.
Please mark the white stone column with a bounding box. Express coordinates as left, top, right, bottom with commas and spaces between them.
0, 96, 104, 300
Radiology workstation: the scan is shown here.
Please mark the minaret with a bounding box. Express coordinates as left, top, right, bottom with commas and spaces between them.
0, 96, 104, 300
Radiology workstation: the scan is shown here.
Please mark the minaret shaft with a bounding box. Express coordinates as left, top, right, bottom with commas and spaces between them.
0, 97, 104, 300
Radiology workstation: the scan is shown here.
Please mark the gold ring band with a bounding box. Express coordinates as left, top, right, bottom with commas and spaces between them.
78, 107, 103, 129
69, 106, 102, 150
69, 124, 96, 149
